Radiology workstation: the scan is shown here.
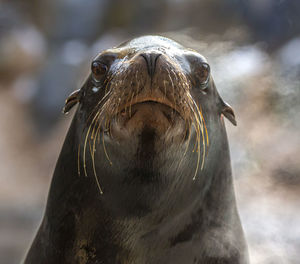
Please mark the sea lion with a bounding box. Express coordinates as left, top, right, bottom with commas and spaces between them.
24, 35, 249, 264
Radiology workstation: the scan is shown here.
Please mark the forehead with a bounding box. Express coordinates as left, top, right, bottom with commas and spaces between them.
118, 35, 184, 50
97, 35, 207, 65
120, 36, 184, 49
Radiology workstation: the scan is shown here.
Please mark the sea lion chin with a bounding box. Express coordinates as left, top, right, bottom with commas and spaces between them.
24, 35, 249, 264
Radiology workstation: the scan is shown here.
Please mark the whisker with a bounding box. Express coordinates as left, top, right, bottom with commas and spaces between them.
102, 128, 113, 165
185, 95, 206, 180
166, 68, 177, 110
90, 118, 104, 194
83, 123, 92, 177
83, 109, 103, 177
199, 105, 209, 146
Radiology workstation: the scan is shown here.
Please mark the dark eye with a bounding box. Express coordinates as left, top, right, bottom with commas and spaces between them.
195, 63, 210, 87
91, 61, 107, 82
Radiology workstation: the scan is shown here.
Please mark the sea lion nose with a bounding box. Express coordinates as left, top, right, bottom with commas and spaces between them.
140, 52, 161, 78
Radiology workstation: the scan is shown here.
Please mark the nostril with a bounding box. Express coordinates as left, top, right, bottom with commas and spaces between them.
140, 53, 161, 78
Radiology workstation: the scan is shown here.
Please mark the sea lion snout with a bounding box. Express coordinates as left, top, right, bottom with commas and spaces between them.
140, 52, 161, 78
92, 50, 192, 142
110, 101, 186, 142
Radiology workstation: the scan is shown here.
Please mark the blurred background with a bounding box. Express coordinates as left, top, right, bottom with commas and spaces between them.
0, 0, 300, 263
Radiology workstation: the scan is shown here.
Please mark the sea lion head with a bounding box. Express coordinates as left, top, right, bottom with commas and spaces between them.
63, 36, 236, 215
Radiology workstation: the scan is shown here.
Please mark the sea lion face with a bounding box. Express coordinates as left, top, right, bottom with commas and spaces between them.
64, 36, 236, 213
76, 36, 215, 147
85, 36, 210, 144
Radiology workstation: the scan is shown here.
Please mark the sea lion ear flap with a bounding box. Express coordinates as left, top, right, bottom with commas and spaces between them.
221, 101, 237, 126
63, 89, 82, 114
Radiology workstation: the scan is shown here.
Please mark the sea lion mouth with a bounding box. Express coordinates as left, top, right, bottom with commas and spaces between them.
118, 96, 178, 113
118, 97, 182, 121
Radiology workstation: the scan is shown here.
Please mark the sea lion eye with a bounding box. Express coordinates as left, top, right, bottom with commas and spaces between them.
195, 63, 210, 88
91, 61, 107, 82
